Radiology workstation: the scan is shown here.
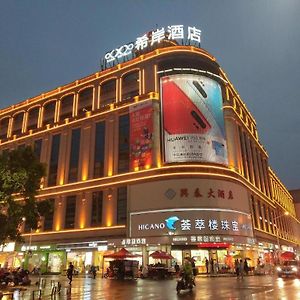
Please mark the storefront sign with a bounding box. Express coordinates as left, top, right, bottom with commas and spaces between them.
19, 244, 54, 252
0, 242, 15, 252
21, 245, 38, 252
121, 238, 147, 246
130, 208, 253, 238
130, 179, 250, 214
166, 187, 234, 200
103, 25, 201, 66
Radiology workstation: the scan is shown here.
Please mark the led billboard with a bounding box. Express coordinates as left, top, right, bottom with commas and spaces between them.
161, 74, 228, 165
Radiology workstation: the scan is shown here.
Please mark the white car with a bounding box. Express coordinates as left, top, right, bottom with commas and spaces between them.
276, 260, 300, 278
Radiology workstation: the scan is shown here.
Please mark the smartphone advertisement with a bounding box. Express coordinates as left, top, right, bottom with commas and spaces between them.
129, 102, 153, 171
161, 74, 228, 165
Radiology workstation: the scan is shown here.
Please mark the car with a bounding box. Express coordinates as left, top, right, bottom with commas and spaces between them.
276, 260, 300, 278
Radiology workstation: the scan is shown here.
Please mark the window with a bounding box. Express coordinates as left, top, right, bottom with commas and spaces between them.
12, 112, 24, 135
24, 221, 32, 233
43, 198, 55, 231
48, 134, 61, 186
238, 127, 249, 179
33, 139, 42, 161
91, 191, 103, 226
257, 200, 264, 230
78, 88, 93, 116
65, 196, 76, 229
60, 95, 74, 120
117, 187, 127, 225
118, 114, 130, 173
121, 71, 139, 102
100, 79, 116, 108
0, 118, 9, 140
68, 128, 81, 183
27, 107, 39, 131
250, 196, 258, 229
262, 204, 270, 233
43, 101, 56, 125
269, 209, 275, 234
243, 132, 252, 182
94, 122, 105, 177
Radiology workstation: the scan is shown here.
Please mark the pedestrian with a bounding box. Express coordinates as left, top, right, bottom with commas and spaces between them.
174, 262, 180, 275
238, 259, 244, 279
90, 265, 96, 279
67, 262, 74, 285
235, 259, 240, 278
210, 258, 214, 274
244, 260, 249, 275
191, 259, 197, 276
205, 258, 209, 274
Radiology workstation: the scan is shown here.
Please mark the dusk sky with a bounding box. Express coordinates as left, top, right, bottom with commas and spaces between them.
0, 1, 299, 189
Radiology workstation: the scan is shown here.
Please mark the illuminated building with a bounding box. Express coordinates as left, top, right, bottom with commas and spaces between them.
0, 26, 299, 273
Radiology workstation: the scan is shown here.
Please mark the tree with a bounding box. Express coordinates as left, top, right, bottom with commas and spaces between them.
0, 146, 52, 245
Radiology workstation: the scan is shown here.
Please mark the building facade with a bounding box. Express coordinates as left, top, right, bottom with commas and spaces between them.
0, 33, 299, 274
290, 190, 300, 221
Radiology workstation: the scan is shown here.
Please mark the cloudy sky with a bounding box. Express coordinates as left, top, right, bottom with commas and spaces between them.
0, 1, 299, 189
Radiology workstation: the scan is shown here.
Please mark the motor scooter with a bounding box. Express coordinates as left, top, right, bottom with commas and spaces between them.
176, 272, 195, 294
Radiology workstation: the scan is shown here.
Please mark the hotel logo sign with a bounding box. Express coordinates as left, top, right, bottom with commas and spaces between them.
103, 25, 201, 66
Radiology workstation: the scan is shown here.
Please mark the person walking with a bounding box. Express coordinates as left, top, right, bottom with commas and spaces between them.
174, 262, 180, 276
238, 259, 244, 279
210, 258, 214, 274
244, 259, 249, 275
67, 262, 74, 285
205, 258, 209, 274
90, 265, 97, 279
235, 259, 240, 278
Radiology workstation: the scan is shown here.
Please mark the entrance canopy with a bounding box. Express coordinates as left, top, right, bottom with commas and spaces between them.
149, 250, 173, 260
103, 248, 141, 259
280, 251, 296, 260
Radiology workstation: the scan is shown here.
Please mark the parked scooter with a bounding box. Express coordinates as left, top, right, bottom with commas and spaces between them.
176, 272, 195, 294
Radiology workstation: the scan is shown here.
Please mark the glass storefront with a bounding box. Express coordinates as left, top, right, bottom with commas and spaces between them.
66, 251, 92, 273
48, 251, 65, 273
23, 250, 65, 274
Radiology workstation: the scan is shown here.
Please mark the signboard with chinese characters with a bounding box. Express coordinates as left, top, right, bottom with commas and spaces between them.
161, 74, 228, 165
130, 208, 253, 238
102, 25, 201, 68
129, 102, 153, 171
129, 178, 250, 213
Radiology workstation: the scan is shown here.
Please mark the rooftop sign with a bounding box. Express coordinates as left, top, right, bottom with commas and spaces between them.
101, 25, 201, 69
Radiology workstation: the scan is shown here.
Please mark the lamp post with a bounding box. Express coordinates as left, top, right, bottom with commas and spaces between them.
274, 211, 289, 264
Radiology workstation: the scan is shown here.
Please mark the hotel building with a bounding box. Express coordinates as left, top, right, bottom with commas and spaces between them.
0, 28, 299, 273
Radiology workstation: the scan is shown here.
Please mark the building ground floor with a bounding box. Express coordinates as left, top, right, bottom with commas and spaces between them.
0, 234, 298, 276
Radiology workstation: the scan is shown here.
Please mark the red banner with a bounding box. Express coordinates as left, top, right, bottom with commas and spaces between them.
129, 102, 153, 171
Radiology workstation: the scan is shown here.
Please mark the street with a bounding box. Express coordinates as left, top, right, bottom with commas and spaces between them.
6, 275, 300, 300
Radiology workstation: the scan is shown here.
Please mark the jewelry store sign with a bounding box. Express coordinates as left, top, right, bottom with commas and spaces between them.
103, 25, 201, 65
130, 208, 253, 238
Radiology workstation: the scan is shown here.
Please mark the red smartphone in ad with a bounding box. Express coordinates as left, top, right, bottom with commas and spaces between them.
162, 80, 211, 134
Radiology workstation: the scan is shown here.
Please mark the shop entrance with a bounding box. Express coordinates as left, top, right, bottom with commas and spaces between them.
171, 246, 230, 274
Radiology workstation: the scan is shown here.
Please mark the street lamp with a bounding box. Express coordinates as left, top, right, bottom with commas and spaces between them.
274, 211, 289, 263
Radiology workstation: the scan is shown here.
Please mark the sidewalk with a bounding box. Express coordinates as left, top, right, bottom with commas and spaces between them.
196, 272, 268, 278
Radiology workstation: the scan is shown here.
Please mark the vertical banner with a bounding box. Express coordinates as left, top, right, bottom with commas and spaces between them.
161, 74, 228, 165
130, 102, 153, 171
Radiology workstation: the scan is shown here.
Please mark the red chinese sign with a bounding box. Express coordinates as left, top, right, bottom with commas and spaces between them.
179, 188, 234, 200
